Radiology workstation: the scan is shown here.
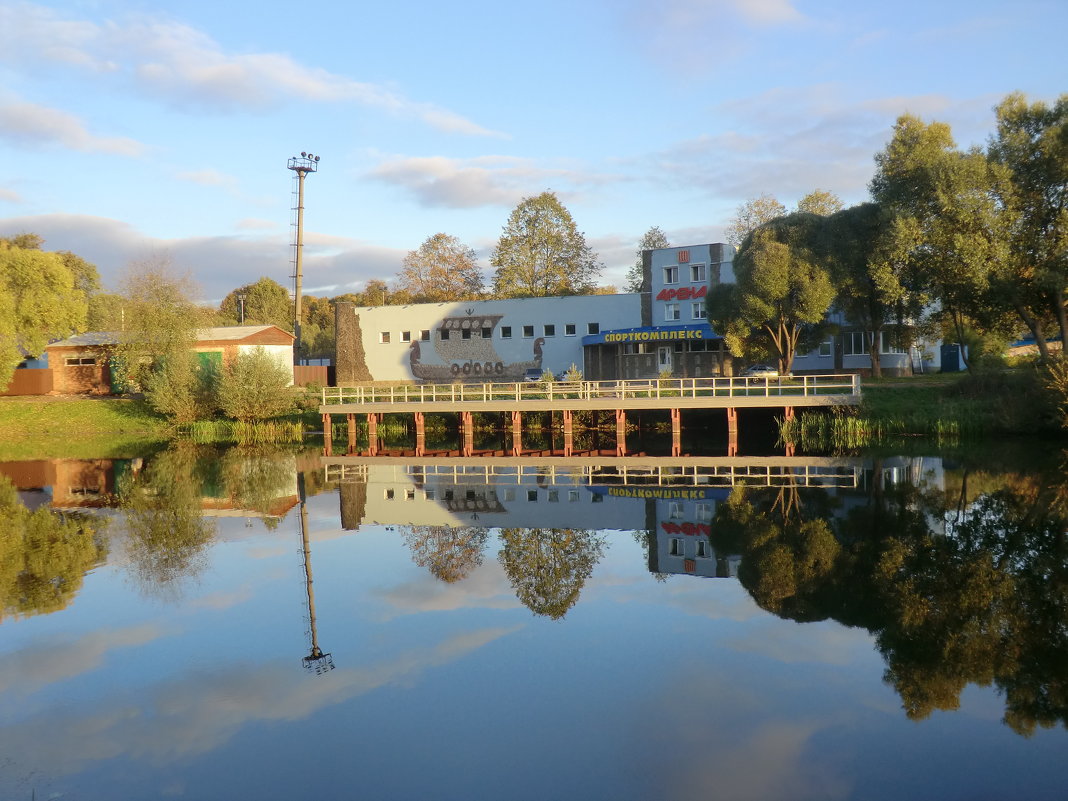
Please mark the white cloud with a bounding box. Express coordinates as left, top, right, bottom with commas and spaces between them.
0, 2, 501, 135
235, 218, 280, 231
367, 155, 620, 209
0, 100, 145, 156
175, 168, 238, 189
0, 186, 21, 203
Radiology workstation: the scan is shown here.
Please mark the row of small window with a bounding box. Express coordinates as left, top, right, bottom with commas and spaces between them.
383, 487, 601, 503
623, 340, 718, 355
380, 322, 601, 344
813, 332, 908, 358
65, 357, 97, 366
669, 538, 712, 558
664, 264, 707, 284
664, 302, 707, 321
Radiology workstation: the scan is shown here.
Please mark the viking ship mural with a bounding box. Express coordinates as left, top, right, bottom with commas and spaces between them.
409, 312, 545, 381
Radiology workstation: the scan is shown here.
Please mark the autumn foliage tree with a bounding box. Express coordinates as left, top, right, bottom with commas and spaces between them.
396, 233, 484, 301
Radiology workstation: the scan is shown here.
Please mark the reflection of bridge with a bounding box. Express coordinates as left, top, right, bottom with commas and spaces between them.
324, 456, 865, 489
320, 375, 861, 457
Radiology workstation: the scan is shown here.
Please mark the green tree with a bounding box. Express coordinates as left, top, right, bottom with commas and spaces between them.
215, 346, 295, 422
396, 233, 484, 301
86, 292, 127, 332
988, 92, 1068, 358
870, 114, 1013, 369
0, 477, 109, 621
796, 189, 844, 216
825, 202, 927, 377
724, 193, 787, 249
113, 257, 208, 392
498, 527, 605, 619
0, 238, 90, 385
219, 276, 292, 329
625, 226, 670, 293
708, 214, 836, 374
491, 192, 602, 297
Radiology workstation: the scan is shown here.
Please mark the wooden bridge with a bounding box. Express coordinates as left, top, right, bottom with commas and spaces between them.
319, 374, 861, 458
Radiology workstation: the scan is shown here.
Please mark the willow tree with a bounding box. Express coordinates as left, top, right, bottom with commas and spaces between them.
708, 214, 835, 374
491, 192, 602, 297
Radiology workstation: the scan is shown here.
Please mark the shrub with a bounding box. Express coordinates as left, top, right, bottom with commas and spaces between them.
216, 347, 295, 422
1042, 357, 1068, 430
142, 353, 215, 423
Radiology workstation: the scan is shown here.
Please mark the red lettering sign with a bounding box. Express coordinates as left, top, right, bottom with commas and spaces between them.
660, 522, 711, 536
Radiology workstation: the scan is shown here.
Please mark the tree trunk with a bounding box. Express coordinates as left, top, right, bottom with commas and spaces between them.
869, 328, 882, 378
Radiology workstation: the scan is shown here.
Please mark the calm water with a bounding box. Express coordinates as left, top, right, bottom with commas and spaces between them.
2, 442, 1067, 800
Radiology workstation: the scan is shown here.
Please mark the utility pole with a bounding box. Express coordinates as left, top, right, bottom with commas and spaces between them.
287, 152, 319, 363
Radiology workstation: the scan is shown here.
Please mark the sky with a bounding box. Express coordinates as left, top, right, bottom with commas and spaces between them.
0, 0, 1064, 304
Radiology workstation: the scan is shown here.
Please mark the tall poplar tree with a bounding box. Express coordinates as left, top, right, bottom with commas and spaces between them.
625, 226, 670, 293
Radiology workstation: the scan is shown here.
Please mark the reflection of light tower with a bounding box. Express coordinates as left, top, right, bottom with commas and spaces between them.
298, 471, 334, 675
287, 152, 320, 364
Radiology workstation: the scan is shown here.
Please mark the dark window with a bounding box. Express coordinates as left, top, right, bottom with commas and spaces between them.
379, 332, 390, 344
482, 327, 493, 339
462, 329, 471, 340
523, 325, 535, 338
401, 330, 412, 342
501, 326, 512, 338
420, 330, 431, 341
440, 329, 450, 341
544, 324, 555, 337
587, 322, 599, 335
565, 323, 576, 336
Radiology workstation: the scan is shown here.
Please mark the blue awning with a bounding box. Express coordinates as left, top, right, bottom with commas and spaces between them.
582, 323, 717, 346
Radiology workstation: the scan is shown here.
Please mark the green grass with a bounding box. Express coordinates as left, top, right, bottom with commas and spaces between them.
0, 397, 171, 459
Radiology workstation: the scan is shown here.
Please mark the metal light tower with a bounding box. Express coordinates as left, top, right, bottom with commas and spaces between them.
287, 152, 319, 363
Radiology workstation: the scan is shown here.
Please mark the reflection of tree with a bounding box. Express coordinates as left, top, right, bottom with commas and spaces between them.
218, 446, 295, 531
710, 465, 1068, 736
0, 478, 109, 620
498, 528, 605, 619
402, 525, 489, 583
119, 445, 215, 598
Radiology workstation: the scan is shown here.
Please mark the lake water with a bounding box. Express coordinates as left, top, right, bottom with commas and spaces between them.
2, 441, 1067, 800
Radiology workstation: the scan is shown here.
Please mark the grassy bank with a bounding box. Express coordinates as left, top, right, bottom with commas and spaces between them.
782, 369, 1061, 449
0, 397, 171, 459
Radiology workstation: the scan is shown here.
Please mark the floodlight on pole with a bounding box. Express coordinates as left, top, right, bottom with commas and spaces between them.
287, 152, 319, 364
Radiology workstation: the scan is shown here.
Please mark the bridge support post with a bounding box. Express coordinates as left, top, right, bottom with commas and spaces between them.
414, 412, 425, 457
366, 413, 378, 456
461, 411, 474, 457
727, 407, 738, 457
782, 405, 795, 457
562, 409, 573, 457
322, 413, 332, 456
346, 413, 357, 454
511, 410, 522, 456
615, 409, 627, 457
671, 408, 681, 457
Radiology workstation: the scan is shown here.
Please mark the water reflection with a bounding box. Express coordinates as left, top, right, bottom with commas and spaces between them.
3, 445, 1068, 745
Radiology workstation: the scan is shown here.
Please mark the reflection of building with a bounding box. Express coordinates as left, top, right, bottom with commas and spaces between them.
643, 489, 739, 578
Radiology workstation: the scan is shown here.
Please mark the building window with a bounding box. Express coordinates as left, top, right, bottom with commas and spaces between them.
696, 540, 710, 558
565, 323, 576, 336
818, 340, 832, 357
548, 490, 559, 502
425, 490, 435, 500
544, 324, 555, 337
401, 330, 412, 342
65, 357, 97, 366
523, 325, 535, 338
379, 332, 391, 344
420, 329, 431, 341
690, 263, 706, 282
587, 322, 599, 335
384, 489, 395, 500
439, 329, 450, 341
665, 303, 680, 321
669, 501, 684, 519
527, 490, 538, 502
664, 266, 679, 284
843, 331, 869, 356
669, 538, 684, 556
482, 327, 493, 339
691, 302, 706, 319
504, 489, 516, 501
500, 326, 512, 338
568, 490, 580, 502
405, 488, 415, 500
880, 331, 907, 354
696, 503, 712, 522
461, 329, 471, 340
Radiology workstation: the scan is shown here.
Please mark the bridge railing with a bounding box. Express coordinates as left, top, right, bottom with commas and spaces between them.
322, 374, 861, 406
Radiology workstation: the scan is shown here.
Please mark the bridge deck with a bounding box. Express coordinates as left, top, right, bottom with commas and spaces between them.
320, 374, 861, 414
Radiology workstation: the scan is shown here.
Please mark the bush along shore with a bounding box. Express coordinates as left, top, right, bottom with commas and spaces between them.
780, 366, 1068, 451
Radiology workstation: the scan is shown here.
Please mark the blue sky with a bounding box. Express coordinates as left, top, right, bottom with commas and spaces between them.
0, 0, 1064, 302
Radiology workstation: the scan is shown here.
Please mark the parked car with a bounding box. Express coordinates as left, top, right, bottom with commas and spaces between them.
740, 364, 779, 379
522, 368, 545, 383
